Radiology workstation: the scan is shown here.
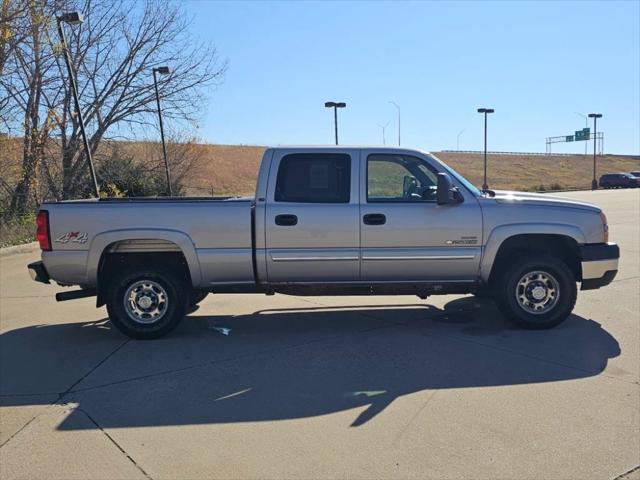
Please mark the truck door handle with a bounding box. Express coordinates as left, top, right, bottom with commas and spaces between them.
275, 214, 298, 226
363, 213, 386, 225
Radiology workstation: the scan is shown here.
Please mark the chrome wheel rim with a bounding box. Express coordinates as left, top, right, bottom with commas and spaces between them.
515, 270, 560, 315
124, 280, 169, 324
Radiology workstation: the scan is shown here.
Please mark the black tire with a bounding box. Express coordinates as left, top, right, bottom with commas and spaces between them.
495, 254, 576, 330
106, 267, 188, 339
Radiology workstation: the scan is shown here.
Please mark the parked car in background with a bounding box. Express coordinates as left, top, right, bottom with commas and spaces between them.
598, 173, 640, 189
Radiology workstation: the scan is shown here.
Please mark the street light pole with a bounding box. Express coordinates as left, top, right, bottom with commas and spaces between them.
477, 108, 494, 190
378, 121, 390, 145
588, 113, 602, 190
56, 12, 100, 198
153, 66, 172, 196
456, 129, 465, 151
324, 102, 346, 145
389, 101, 400, 146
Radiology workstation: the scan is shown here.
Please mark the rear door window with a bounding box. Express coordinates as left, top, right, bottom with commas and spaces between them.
275, 153, 351, 203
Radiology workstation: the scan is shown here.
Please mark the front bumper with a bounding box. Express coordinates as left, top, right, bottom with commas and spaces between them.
27, 261, 50, 284
580, 242, 619, 290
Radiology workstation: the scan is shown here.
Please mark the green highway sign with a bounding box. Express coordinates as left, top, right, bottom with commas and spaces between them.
566, 135, 574, 142
575, 127, 590, 141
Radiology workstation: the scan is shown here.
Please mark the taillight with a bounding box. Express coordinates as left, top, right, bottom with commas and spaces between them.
36, 211, 51, 251
599, 211, 609, 243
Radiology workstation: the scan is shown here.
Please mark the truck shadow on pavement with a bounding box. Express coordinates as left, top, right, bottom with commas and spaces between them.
0, 297, 621, 431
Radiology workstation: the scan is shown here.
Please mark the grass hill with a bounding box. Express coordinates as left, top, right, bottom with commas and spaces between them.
182, 145, 640, 196
1, 136, 639, 197
3, 140, 637, 247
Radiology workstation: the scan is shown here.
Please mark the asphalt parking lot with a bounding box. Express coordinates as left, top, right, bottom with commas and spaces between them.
1, 189, 638, 480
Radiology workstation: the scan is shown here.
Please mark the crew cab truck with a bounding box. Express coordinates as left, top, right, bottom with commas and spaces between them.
28, 147, 620, 339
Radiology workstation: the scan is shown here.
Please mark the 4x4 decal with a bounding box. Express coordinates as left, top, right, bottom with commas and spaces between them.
55, 231, 88, 244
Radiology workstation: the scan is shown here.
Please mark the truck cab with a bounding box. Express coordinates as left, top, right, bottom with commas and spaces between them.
256, 147, 482, 284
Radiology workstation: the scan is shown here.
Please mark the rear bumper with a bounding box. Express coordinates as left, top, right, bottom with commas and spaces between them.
580, 242, 619, 290
27, 261, 50, 284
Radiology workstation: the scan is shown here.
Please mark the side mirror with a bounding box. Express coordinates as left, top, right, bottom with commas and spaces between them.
437, 173, 462, 205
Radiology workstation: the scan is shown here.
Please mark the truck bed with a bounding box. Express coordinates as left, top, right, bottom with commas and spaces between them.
40, 197, 255, 287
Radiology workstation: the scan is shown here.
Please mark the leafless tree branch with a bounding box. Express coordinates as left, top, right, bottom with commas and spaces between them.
2, 0, 226, 212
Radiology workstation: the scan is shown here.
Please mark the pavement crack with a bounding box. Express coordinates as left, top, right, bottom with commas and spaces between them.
1, 339, 130, 449
61, 338, 130, 398
77, 406, 153, 480
612, 275, 639, 284
614, 465, 640, 480
1, 416, 39, 449
290, 295, 331, 307
393, 390, 437, 444
0, 399, 60, 449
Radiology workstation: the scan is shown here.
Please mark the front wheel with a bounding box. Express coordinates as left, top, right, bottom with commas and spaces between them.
495, 254, 577, 330
106, 267, 188, 339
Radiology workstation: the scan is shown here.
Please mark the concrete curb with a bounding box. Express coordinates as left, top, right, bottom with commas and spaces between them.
0, 242, 39, 258
538, 188, 592, 194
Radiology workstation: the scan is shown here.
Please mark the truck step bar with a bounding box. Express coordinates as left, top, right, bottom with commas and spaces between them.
209, 281, 478, 297
56, 289, 97, 302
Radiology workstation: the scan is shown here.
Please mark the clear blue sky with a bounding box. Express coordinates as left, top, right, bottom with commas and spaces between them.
184, 0, 640, 154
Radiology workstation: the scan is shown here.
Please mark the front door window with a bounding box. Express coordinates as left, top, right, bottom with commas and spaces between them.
367, 154, 438, 202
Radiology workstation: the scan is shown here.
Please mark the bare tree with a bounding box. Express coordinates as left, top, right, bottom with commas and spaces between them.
2, 1, 56, 213
143, 132, 205, 195
0, 0, 30, 103
95, 131, 204, 197
2, 0, 226, 213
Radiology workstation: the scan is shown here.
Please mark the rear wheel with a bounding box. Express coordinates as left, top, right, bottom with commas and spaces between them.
106, 267, 188, 339
495, 254, 576, 329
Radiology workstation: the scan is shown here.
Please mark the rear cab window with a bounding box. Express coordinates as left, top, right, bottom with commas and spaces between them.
275, 153, 351, 203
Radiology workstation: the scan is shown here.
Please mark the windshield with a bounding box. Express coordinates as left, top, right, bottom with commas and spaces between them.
427, 154, 483, 197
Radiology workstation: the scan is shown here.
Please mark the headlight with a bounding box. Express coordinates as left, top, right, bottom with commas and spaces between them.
599, 211, 609, 243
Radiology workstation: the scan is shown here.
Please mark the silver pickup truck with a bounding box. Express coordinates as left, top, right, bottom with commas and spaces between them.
28, 147, 619, 339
